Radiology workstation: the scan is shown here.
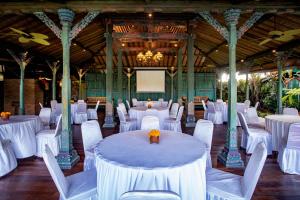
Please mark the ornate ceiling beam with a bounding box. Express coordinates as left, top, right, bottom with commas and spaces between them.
112, 32, 188, 40
194, 41, 221, 68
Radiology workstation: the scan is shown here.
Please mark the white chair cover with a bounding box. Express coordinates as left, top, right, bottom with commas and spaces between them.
206, 142, 267, 200
50, 100, 58, 124
163, 106, 184, 132
39, 108, 51, 130
169, 103, 179, 118
167, 99, 173, 110
0, 139, 17, 177
119, 191, 181, 200
244, 100, 251, 108
283, 107, 299, 116
158, 98, 164, 102
278, 123, 300, 174
119, 103, 128, 115
141, 116, 160, 130
43, 145, 97, 200
238, 112, 272, 155
216, 99, 223, 103
193, 119, 214, 168
39, 102, 43, 109
132, 98, 138, 107
36, 115, 62, 157
202, 100, 208, 120
87, 100, 100, 120
207, 102, 223, 124
78, 100, 85, 103
245, 107, 265, 129
254, 102, 259, 109
126, 100, 131, 109
81, 120, 103, 171
117, 107, 137, 133
74, 103, 88, 124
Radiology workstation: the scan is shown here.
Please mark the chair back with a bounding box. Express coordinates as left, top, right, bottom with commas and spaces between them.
176, 106, 184, 121
245, 107, 259, 123
207, 102, 216, 113
201, 100, 207, 111
77, 102, 87, 113
216, 99, 223, 103
39, 102, 43, 109
283, 107, 299, 116
54, 115, 62, 137
119, 103, 128, 114
43, 145, 69, 199
168, 99, 173, 110
193, 119, 214, 152
106, 101, 113, 116
55, 103, 62, 115
141, 116, 160, 130
178, 99, 183, 106
39, 108, 51, 125
244, 100, 251, 108
132, 98, 138, 107
242, 142, 267, 200
117, 107, 126, 122
254, 102, 259, 109
287, 123, 300, 149
126, 100, 131, 109
78, 99, 85, 103
170, 103, 179, 117
119, 191, 181, 200
238, 112, 250, 136
50, 100, 57, 111
187, 101, 194, 115
95, 100, 100, 111
81, 120, 103, 152
158, 98, 164, 102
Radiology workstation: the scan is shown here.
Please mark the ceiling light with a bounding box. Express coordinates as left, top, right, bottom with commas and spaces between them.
122, 43, 125, 47
241, 59, 244, 63
137, 50, 163, 63
148, 13, 152, 18
215, 49, 219, 52
174, 43, 178, 47
272, 49, 276, 53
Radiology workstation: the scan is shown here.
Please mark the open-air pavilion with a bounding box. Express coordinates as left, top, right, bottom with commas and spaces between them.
0, 1, 300, 200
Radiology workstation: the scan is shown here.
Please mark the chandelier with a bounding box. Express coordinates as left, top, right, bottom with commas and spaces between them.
137, 50, 163, 63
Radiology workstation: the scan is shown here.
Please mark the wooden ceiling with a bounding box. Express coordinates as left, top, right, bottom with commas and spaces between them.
0, 0, 300, 79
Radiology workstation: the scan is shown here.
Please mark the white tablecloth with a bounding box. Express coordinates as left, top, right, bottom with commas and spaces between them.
265, 115, 300, 151
136, 101, 168, 107
215, 102, 247, 125
129, 106, 169, 129
95, 130, 207, 200
0, 115, 43, 158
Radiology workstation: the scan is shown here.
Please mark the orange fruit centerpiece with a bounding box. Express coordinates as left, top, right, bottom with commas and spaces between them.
148, 129, 160, 144
1, 112, 11, 120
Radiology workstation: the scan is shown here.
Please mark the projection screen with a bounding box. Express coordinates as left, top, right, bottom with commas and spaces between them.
136, 70, 165, 93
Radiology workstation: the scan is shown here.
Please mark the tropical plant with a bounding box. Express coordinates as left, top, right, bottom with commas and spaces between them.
282, 88, 300, 110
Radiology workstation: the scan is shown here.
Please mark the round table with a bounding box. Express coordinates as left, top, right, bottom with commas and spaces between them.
0, 115, 43, 158
214, 102, 246, 125
95, 130, 207, 200
129, 106, 169, 129
265, 114, 300, 151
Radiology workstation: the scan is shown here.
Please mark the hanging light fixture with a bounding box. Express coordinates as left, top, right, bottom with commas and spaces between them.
136, 50, 163, 63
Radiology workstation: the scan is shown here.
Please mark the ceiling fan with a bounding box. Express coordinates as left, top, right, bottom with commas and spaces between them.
9, 27, 50, 46
259, 29, 300, 46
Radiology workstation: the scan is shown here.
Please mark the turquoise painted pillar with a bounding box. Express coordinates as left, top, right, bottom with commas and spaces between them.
117, 49, 123, 101
277, 52, 284, 114
79, 76, 82, 99
177, 48, 183, 101
103, 23, 115, 128
56, 9, 79, 169
218, 9, 244, 168
19, 66, 25, 115
220, 79, 223, 100
52, 70, 57, 100
245, 72, 249, 100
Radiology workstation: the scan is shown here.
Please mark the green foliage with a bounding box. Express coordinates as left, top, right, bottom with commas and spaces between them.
282, 88, 300, 110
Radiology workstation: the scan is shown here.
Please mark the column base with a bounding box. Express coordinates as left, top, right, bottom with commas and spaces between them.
56, 149, 80, 169
186, 115, 196, 127
217, 146, 244, 168
103, 115, 115, 128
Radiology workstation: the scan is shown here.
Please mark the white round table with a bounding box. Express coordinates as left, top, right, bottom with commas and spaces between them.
95, 130, 207, 200
214, 102, 246, 125
0, 115, 43, 158
265, 114, 300, 151
129, 106, 169, 129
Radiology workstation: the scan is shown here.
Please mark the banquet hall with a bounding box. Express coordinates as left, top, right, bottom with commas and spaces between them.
0, 0, 300, 200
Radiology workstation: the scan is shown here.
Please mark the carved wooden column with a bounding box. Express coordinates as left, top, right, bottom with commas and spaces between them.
77, 68, 88, 100
117, 49, 123, 101
166, 67, 177, 100
47, 60, 60, 100
177, 48, 183, 102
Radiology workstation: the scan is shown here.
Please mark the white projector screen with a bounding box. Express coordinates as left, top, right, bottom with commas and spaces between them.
136, 70, 165, 93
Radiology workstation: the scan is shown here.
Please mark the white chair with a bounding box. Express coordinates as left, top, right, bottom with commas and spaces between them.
163, 106, 184, 132
278, 123, 300, 175
202, 100, 208, 120
119, 102, 128, 115
39, 102, 43, 109
207, 102, 223, 125
141, 116, 160, 130
167, 99, 173, 110
43, 145, 97, 200
87, 100, 100, 120
126, 100, 131, 109
132, 98, 138, 107
193, 119, 214, 168
39, 107, 51, 130
283, 107, 299, 116
78, 99, 85, 103
238, 112, 272, 155
119, 191, 181, 200
36, 114, 62, 157
0, 139, 17, 177
50, 100, 58, 124
74, 103, 88, 124
216, 99, 223, 103
81, 120, 103, 171
254, 102, 259, 109
245, 107, 265, 129
244, 100, 251, 108
54, 103, 63, 125
158, 98, 164, 102
117, 107, 137, 133
169, 103, 179, 118
206, 142, 267, 200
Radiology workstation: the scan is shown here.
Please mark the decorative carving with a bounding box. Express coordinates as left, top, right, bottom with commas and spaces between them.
238, 12, 264, 39
224, 9, 241, 26
199, 11, 229, 41
70, 11, 100, 41
34, 12, 61, 39
58, 8, 75, 24
47, 60, 60, 74
7, 49, 31, 69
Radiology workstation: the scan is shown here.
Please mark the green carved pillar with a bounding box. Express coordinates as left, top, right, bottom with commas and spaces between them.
167, 67, 176, 101
57, 9, 79, 169
103, 23, 115, 128
220, 79, 223, 100
19, 66, 25, 114
177, 48, 183, 101
218, 9, 244, 168
47, 60, 60, 100
186, 34, 196, 127
245, 72, 249, 100
117, 49, 123, 101
277, 52, 284, 114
